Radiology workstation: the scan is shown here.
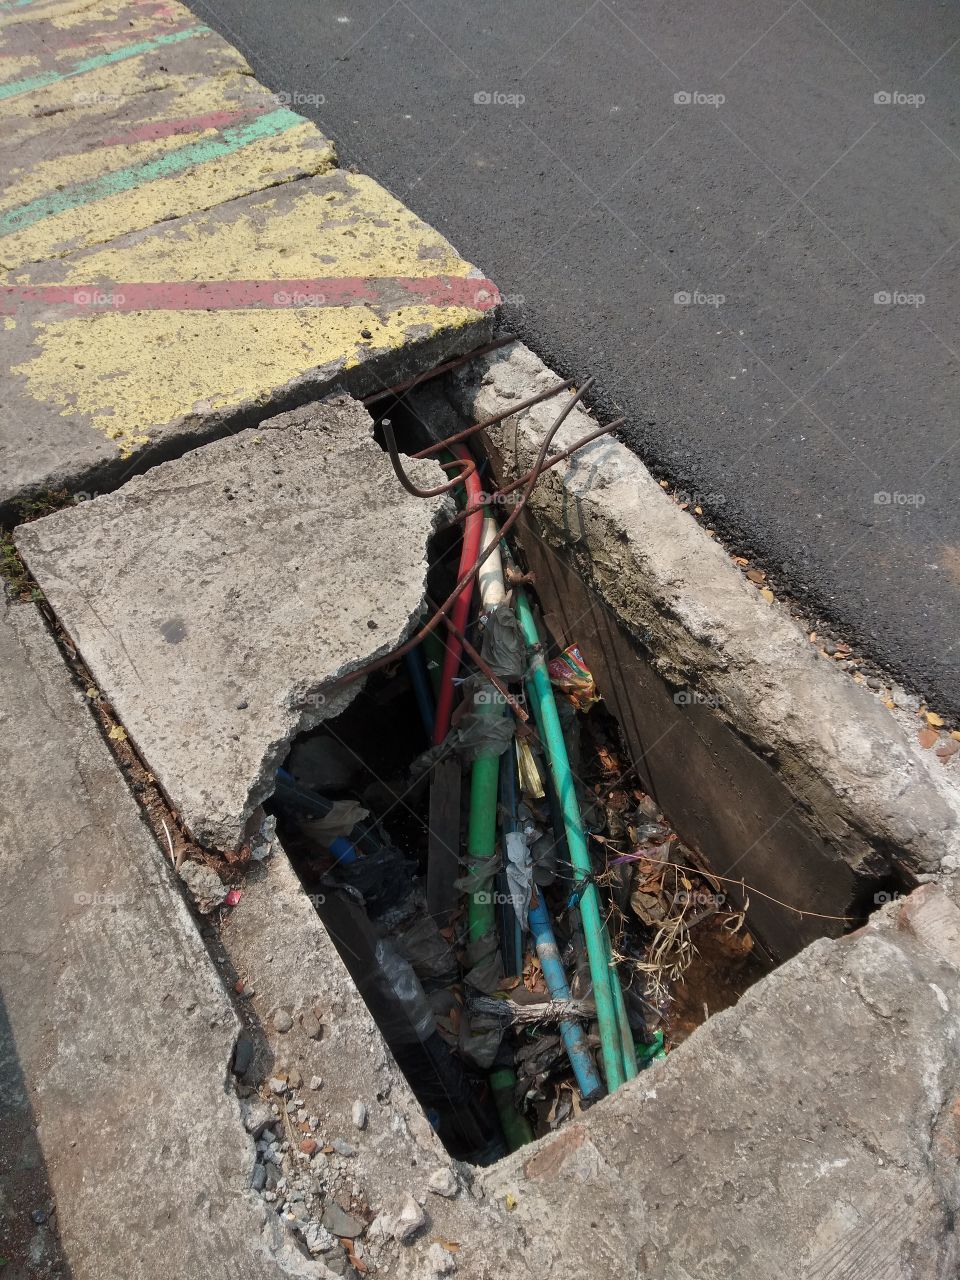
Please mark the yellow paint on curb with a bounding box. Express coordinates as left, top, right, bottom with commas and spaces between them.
14, 303, 483, 454
1, 122, 335, 268
50, 175, 474, 285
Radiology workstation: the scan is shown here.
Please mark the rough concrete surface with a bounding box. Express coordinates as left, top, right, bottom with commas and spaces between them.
216, 845, 498, 1275
0, 169, 496, 519
0, 597, 311, 1280
481, 886, 960, 1280
0, 66, 337, 269
16, 396, 447, 851
445, 342, 960, 876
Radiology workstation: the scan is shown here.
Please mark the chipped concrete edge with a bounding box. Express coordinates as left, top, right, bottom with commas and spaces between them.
442, 341, 960, 875
0, 318, 495, 528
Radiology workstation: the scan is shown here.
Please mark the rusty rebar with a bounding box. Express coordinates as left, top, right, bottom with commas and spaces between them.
381, 419, 477, 497
360, 334, 517, 406
411, 378, 576, 459
330, 379, 595, 693
450, 416, 626, 525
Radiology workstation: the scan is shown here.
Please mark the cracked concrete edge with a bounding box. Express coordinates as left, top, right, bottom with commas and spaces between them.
0, 313, 495, 529
477, 886, 960, 1279
441, 342, 960, 874
15, 396, 449, 852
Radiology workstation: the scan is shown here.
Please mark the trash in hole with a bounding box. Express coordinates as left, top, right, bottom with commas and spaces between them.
269, 386, 765, 1162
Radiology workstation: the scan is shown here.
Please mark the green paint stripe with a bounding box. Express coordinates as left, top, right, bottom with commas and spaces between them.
0, 26, 207, 101
0, 110, 305, 234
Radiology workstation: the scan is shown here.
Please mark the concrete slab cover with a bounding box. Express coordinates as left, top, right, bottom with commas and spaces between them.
0, 597, 300, 1279
15, 395, 448, 850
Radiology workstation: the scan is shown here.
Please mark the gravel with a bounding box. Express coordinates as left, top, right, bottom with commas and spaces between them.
272, 1008, 293, 1034
321, 1203, 365, 1238
301, 1011, 322, 1039
427, 1167, 459, 1199
392, 1195, 426, 1244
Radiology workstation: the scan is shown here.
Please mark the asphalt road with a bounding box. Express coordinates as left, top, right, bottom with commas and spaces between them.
189, 0, 960, 713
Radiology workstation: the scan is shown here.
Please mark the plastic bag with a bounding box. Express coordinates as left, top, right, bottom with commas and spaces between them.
547, 644, 600, 711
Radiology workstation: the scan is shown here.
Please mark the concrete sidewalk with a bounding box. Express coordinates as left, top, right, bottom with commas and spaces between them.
0, 598, 305, 1280
0, 0, 497, 520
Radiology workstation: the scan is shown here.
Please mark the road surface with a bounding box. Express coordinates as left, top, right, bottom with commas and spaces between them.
188, 0, 960, 712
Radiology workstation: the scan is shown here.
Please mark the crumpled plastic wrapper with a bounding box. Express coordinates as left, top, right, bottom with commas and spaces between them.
548, 644, 600, 711
480, 604, 526, 680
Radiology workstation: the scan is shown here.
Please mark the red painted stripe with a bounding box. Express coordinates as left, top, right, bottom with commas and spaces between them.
0, 276, 500, 314
1, 17, 193, 58
99, 106, 269, 147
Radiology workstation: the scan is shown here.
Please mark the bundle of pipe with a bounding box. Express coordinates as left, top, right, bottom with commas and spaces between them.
508, 560, 638, 1090
466, 517, 534, 1150
500, 736, 604, 1101
433, 443, 484, 745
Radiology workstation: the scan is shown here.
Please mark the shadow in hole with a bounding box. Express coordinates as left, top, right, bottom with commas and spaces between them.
0, 986, 73, 1279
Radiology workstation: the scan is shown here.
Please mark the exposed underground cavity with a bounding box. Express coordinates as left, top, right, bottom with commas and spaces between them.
263, 385, 902, 1164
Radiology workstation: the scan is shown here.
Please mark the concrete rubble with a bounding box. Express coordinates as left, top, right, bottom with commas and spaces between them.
15, 395, 448, 851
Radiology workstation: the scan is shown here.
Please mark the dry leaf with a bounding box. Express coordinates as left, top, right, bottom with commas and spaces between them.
759, 588, 775, 603
918, 728, 939, 749
108, 725, 127, 741
504, 1194, 517, 1211
951, 731, 960, 743
884, 698, 896, 710
694, 504, 703, 515
925, 711, 946, 727
733, 556, 750, 566
659, 479, 669, 489
746, 569, 766, 583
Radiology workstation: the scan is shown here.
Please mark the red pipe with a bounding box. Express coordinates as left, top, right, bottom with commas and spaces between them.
433, 443, 484, 744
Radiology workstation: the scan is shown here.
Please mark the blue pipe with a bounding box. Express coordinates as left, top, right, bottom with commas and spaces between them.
528, 890, 605, 1100
501, 744, 604, 1101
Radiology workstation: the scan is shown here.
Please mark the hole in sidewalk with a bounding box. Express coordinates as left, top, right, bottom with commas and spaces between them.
268, 535, 769, 1165
265, 378, 899, 1167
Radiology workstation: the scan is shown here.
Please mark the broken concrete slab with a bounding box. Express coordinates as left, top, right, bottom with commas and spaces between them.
0, 596, 315, 1279
444, 343, 960, 881
1, 169, 497, 519
481, 888, 960, 1279
16, 395, 448, 850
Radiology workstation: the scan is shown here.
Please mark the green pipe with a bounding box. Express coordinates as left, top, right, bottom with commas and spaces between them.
466, 699, 503, 945
461, 507, 533, 1148
490, 1065, 534, 1150
604, 922, 639, 1077
513, 583, 635, 1091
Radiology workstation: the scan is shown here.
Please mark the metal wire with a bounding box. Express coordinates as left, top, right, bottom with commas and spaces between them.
329, 378, 596, 694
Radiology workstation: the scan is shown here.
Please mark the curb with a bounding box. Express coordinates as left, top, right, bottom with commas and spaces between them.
442, 342, 960, 879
